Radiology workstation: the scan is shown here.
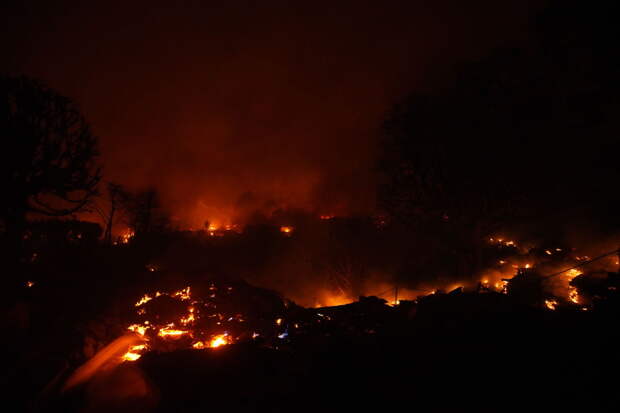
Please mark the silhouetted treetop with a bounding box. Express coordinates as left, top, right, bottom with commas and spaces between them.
1, 75, 101, 227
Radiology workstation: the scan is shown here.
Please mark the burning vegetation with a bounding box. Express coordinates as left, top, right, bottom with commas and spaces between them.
8, 213, 620, 413
5, 2, 620, 411
118, 279, 304, 362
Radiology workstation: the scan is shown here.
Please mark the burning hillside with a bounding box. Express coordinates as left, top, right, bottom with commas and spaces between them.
119, 280, 301, 362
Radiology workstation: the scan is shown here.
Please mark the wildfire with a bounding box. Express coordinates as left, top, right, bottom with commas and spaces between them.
280, 226, 294, 235
121, 352, 141, 361
489, 237, 518, 248
564, 269, 583, 304
135, 294, 154, 307
545, 299, 558, 310
128, 324, 148, 336
157, 325, 189, 338
117, 229, 135, 244
180, 307, 195, 325
122, 282, 268, 360
568, 286, 580, 304
121, 344, 148, 362
209, 333, 230, 348
565, 269, 582, 280
495, 280, 508, 294
173, 286, 191, 300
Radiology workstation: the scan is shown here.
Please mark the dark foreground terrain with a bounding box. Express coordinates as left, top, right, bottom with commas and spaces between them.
9, 288, 620, 413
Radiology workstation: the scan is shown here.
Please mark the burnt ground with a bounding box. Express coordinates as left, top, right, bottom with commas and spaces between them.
10, 289, 620, 413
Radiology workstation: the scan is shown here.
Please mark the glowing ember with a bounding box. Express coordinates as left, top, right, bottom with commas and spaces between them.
565, 269, 582, 280
158, 325, 189, 338
121, 352, 141, 361
26, 280, 35, 288
128, 324, 148, 336
568, 286, 580, 304
121, 344, 148, 362
490, 237, 518, 248
135, 294, 153, 307
209, 333, 230, 348
173, 286, 192, 300
118, 229, 135, 244
545, 299, 558, 310
180, 307, 195, 325
124, 282, 270, 358
280, 226, 294, 234
495, 280, 508, 294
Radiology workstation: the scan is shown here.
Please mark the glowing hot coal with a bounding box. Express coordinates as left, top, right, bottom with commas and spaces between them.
122, 282, 290, 361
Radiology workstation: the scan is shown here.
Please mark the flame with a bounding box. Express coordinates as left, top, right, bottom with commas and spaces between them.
121, 352, 141, 361
173, 286, 191, 301
568, 286, 580, 304
180, 306, 195, 325
135, 294, 153, 307
128, 324, 148, 336
158, 325, 189, 338
565, 269, 582, 280
209, 333, 230, 348
495, 280, 508, 294
118, 229, 135, 244
280, 226, 294, 234
121, 344, 148, 362
545, 299, 558, 310
124, 283, 252, 358
312, 290, 355, 307
64, 335, 145, 390
489, 237, 517, 248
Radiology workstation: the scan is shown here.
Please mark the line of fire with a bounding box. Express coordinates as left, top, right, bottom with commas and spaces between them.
4, 1, 620, 412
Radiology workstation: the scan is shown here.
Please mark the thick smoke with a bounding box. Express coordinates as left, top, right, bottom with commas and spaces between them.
1, 1, 543, 226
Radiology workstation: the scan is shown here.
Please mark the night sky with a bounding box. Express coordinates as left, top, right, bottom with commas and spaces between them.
3, 0, 546, 227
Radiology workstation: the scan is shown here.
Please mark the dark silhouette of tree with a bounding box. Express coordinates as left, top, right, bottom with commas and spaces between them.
120, 187, 170, 238
91, 182, 124, 245
379, 1, 620, 278
0, 75, 101, 249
